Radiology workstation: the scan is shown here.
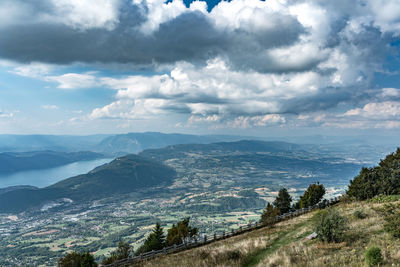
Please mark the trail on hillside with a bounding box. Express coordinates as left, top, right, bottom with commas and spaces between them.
242, 221, 312, 267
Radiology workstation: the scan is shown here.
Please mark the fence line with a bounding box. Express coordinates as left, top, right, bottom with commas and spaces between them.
104, 196, 341, 266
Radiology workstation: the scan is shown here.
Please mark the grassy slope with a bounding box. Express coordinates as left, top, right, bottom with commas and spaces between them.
132, 199, 400, 267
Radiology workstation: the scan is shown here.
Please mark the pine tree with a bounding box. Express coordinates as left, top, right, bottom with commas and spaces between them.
260, 202, 279, 224
135, 223, 166, 255
273, 188, 292, 214
150, 222, 166, 250
298, 183, 326, 208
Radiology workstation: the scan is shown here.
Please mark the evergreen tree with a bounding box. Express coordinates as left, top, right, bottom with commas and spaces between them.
347, 148, 400, 200
136, 222, 166, 255
273, 188, 292, 214
347, 167, 380, 200
166, 218, 198, 246
260, 202, 279, 224
58, 251, 97, 267
102, 240, 131, 265
115, 240, 130, 258
298, 183, 326, 208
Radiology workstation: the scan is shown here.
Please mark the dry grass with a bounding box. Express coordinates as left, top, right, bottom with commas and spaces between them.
131, 200, 400, 267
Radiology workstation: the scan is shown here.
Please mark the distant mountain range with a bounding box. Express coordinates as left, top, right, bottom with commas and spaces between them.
0, 151, 104, 174
93, 132, 248, 155
0, 132, 250, 156
0, 154, 175, 213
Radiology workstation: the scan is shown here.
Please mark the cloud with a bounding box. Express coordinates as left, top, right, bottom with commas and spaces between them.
0, 111, 13, 118
289, 98, 400, 129
2, 0, 400, 130
0, 0, 397, 73
41, 104, 59, 110
86, 58, 343, 123
0, 0, 121, 30
48, 0, 121, 30
0, 0, 304, 73
379, 88, 400, 98
46, 73, 99, 89
11, 63, 54, 78
344, 101, 400, 119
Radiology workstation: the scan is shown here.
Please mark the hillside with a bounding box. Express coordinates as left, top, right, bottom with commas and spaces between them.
130, 197, 400, 267
139, 140, 361, 194
0, 154, 176, 213
0, 185, 37, 195
0, 150, 104, 174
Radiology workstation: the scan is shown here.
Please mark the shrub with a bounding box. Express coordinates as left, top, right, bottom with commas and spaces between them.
373, 203, 400, 238
198, 250, 210, 260
368, 194, 400, 203
365, 246, 383, 266
225, 250, 242, 261
58, 251, 97, 267
214, 249, 243, 264
312, 209, 348, 243
353, 209, 367, 219
384, 213, 400, 238
339, 194, 356, 204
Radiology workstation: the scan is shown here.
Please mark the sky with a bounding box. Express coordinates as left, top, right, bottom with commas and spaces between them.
0, 0, 400, 136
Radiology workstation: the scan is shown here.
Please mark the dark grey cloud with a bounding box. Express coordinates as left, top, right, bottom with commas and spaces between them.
0, 1, 305, 73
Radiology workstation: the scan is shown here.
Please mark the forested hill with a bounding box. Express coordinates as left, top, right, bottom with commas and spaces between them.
0, 154, 176, 213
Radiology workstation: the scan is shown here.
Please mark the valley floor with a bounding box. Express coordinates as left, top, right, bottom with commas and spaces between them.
132, 199, 400, 267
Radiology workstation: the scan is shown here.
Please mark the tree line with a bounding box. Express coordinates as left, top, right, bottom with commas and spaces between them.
58, 218, 198, 266
260, 183, 326, 224
347, 148, 400, 200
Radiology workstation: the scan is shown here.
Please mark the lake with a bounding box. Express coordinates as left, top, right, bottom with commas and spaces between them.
0, 158, 113, 188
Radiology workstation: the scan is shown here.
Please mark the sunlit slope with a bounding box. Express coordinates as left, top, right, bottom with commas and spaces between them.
132, 199, 400, 267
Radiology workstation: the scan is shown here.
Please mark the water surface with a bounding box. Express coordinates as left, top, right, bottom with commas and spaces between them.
0, 158, 113, 188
